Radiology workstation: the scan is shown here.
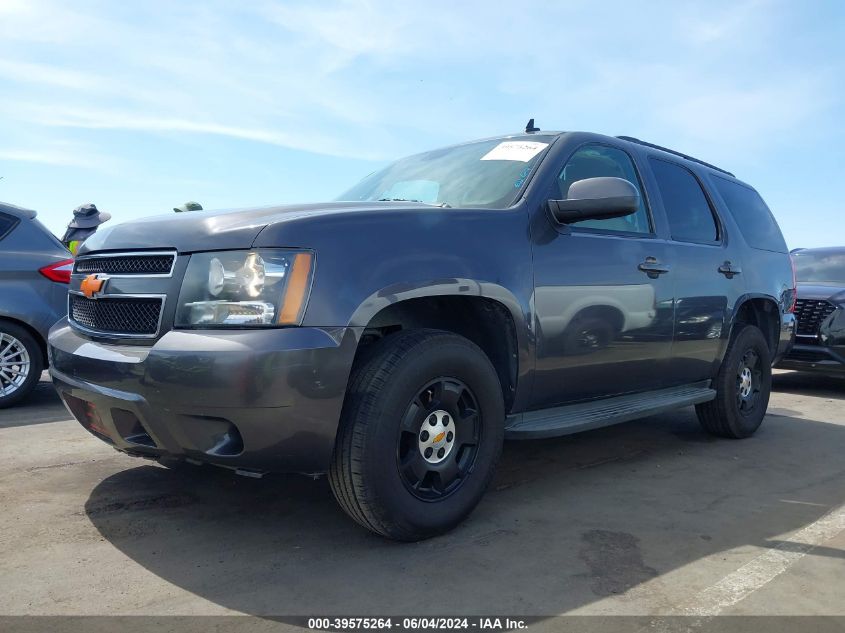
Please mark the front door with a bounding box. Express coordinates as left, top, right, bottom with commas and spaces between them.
530, 143, 675, 409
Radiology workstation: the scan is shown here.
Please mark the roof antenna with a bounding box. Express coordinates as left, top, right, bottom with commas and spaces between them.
525, 118, 540, 133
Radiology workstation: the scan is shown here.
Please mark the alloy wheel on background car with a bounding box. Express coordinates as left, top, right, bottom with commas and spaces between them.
0, 332, 31, 398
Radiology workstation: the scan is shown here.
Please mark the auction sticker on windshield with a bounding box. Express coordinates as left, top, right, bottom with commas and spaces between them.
480, 141, 548, 162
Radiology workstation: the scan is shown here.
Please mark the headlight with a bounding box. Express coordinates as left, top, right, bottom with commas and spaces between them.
175, 249, 314, 327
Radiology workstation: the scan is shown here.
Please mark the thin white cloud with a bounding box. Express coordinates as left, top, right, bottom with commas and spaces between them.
8, 103, 388, 160
0, 0, 840, 167
0, 59, 99, 90
681, 0, 774, 45
0, 146, 106, 169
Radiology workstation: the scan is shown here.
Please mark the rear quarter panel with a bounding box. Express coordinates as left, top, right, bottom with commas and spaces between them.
0, 220, 70, 341
700, 172, 795, 361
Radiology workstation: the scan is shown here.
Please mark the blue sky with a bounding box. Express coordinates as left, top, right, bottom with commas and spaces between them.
0, 0, 843, 247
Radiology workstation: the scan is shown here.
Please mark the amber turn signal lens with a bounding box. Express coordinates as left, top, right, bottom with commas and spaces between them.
278, 253, 313, 324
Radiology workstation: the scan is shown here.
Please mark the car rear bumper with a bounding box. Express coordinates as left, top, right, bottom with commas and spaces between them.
48, 320, 359, 473
776, 303, 845, 374
773, 312, 796, 365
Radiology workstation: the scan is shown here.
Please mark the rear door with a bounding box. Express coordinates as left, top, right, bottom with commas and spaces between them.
645, 158, 747, 384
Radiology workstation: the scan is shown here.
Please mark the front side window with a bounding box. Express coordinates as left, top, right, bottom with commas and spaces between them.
337, 136, 555, 209
650, 158, 719, 244
553, 144, 652, 234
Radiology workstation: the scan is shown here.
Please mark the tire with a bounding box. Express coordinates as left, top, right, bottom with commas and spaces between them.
0, 322, 44, 409
329, 329, 505, 541
696, 324, 772, 439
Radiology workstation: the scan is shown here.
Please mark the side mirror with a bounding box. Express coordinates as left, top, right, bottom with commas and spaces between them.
548, 177, 640, 224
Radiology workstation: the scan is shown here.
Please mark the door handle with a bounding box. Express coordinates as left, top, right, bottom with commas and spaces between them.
718, 261, 742, 278
638, 257, 671, 278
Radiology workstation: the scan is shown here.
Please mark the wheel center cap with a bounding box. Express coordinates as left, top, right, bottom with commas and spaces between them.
418, 410, 456, 464
739, 367, 753, 398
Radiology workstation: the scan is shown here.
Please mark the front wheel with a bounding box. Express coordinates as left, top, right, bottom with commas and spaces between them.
329, 329, 505, 541
696, 324, 772, 438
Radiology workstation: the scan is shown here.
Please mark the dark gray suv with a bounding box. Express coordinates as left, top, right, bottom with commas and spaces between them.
1, 202, 72, 407
777, 247, 845, 374
48, 129, 795, 540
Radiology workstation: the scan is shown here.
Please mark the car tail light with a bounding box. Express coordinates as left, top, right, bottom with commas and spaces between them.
39, 258, 74, 284
787, 256, 797, 313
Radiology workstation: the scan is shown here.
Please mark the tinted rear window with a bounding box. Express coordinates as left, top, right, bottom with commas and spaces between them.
649, 158, 719, 243
0, 212, 19, 241
713, 177, 787, 253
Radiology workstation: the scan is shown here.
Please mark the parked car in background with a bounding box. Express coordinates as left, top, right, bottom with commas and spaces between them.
49, 128, 795, 540
777, 247, 845, 375
0, 202, 72, 407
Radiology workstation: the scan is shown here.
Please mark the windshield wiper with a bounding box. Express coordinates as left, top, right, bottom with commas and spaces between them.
377, 198, 451, 208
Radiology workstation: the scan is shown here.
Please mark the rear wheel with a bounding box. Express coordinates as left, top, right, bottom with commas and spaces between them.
0, 321, 44, 409
0, 323, 43, 409
329, 329, 505, 541
696, 324, 771, 438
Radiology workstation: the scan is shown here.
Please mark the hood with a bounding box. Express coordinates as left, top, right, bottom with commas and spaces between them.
77, 201, 432, 254
797, 282, 845, 304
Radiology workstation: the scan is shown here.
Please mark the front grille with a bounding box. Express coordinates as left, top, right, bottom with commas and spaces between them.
793, 299, 837, 336
70, 294, 162, 336
74, 253, 174, 275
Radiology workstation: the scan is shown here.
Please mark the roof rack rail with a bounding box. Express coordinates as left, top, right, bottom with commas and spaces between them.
616, 136, 734, 177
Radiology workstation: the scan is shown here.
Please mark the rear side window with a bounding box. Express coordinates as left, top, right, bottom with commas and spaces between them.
0, 212, 19, 241
712, 176, 787, 253
649, 158, 719, 243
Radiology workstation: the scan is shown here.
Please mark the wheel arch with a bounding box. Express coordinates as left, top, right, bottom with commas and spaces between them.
729, 294, 782, 358
0, 315, 48, 367
349, 286, 527, 413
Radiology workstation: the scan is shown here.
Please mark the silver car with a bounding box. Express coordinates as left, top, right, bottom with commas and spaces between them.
0, 202, 72, 407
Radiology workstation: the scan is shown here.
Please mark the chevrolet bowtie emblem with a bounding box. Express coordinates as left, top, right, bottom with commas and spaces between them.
80, 274, 106, 299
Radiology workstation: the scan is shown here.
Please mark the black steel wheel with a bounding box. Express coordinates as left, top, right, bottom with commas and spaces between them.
696, 324, 772, 438
397, 377, 481, 501
329, 329, 504, 541
736, 348, 763, 414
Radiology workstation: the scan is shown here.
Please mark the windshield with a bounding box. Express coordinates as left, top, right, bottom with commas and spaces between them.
336, 136, 555, 209
793, 250, 845, 283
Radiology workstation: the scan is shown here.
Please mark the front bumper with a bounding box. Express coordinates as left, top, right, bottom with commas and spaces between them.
49, 320, 360, 473
776, 304, 845, 375
777, 343, 845, 375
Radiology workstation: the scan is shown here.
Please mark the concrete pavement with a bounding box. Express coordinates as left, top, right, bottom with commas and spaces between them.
0, 371, 843, 621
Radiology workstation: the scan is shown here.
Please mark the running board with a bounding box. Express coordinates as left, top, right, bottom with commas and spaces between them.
505, 383, 716, 439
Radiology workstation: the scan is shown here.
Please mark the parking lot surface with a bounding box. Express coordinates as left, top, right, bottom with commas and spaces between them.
0, 371, 843, 622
